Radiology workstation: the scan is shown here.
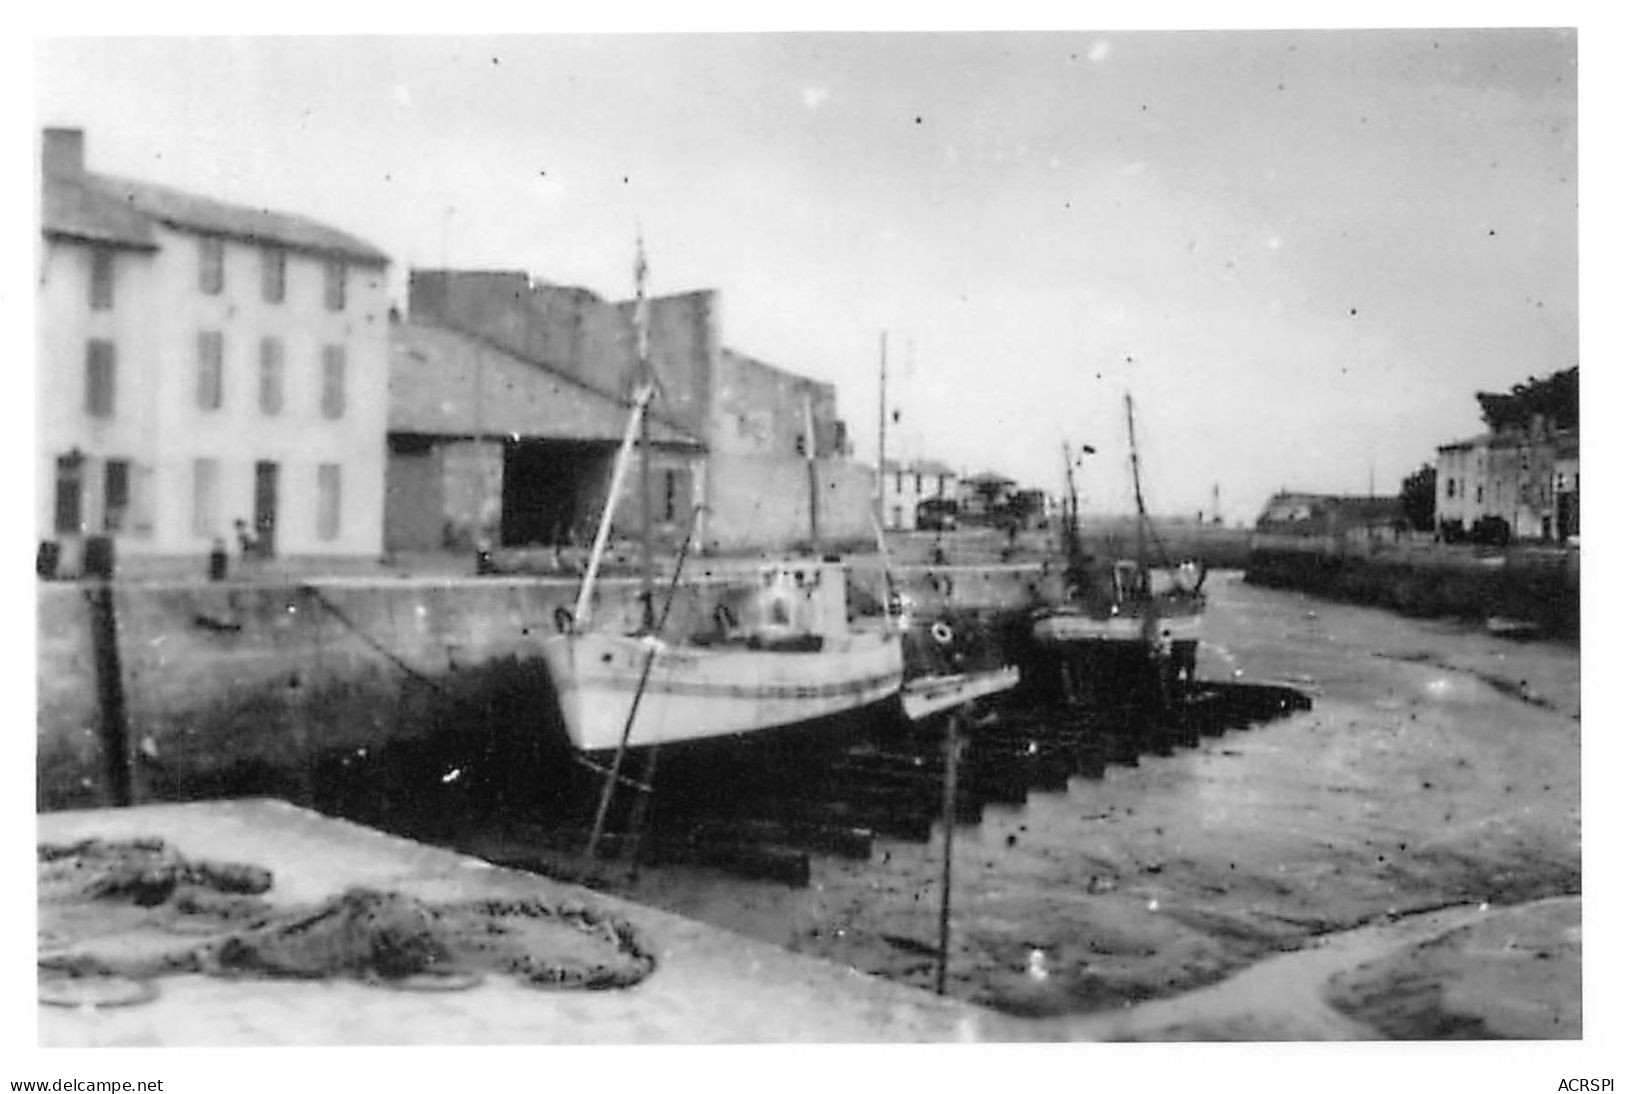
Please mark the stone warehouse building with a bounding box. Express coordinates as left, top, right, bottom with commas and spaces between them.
392, 269, 874, 554
37, 128, 391, 572
386, 312, 704, 553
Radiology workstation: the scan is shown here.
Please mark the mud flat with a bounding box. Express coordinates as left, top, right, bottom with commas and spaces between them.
542, 573, 1580, 1037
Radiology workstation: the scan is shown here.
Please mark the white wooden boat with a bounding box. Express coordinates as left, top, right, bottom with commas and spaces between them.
543, 558, 903, 752
541, 336, 903, 752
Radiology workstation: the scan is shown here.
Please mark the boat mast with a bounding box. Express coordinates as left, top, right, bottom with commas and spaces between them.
1126, 393, 1149, 582
572, 383, 654, 629
635, 235, 654, 630
877, 331, 889, 530
1062, 441, 1080, 562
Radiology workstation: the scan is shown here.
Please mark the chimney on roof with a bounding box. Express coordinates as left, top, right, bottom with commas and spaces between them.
43, 128, 86, 179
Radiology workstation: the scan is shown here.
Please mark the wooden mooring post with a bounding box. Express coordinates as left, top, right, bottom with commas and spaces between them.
936, 710, 962, 995
85, 577, 133, 806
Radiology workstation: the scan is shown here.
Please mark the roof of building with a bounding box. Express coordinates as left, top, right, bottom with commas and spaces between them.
78, 174, 391, 266
963, 470, 1016, 486
1258, 492, 1402, 524
1439, 426, 1580, 453
41, 176, 159, 250
881, 458, 957, 476
390, 321, 703, 447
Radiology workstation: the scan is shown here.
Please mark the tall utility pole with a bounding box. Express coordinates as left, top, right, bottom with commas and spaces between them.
877, 331, 889, 528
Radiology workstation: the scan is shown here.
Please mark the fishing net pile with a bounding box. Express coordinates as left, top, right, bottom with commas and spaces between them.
38, 837, 657, 1008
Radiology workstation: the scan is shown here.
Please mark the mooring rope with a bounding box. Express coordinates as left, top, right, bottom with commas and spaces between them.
38, 838, 659, 1004
298, 585, 450, 696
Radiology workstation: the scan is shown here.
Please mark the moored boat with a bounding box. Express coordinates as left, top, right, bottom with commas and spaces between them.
543, 557, 904, 752
1033, 395, 1206, 696
542, 240, 904, 754
1030, 558, 1205, 654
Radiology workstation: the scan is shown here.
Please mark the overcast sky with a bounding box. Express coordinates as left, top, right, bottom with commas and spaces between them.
34, 28, 1578, 522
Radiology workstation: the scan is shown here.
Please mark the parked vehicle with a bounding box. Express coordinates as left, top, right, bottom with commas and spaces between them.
916, 497, 959, 531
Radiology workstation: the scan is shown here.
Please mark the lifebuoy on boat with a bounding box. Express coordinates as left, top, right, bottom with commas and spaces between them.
553, 606, 574, 635
930, 620, 955, 647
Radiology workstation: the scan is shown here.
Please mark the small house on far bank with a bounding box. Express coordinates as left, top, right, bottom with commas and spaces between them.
957, 471, 1018, 525
1251, 492, 1403, 555
880, 459, 958, 530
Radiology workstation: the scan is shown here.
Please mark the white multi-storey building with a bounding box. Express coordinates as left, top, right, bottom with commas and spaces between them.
880, 459, 958, 531
38, 128, 391, 571
1435, 424, 1579, 543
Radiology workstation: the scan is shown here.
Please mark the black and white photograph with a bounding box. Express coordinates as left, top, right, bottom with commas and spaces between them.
21, 13, 1609, 1090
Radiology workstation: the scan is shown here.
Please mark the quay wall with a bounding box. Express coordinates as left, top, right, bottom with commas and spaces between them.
1244, 545, 1580, 637
37, 563, 1044, 812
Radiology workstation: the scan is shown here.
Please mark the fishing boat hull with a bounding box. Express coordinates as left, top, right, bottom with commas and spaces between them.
541, 630, 905, 752
1031, 609, 1202, 651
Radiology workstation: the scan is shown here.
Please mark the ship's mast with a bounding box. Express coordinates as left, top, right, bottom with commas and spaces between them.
877, 331, 889, 529
1062, 441, 1079, 552
1126, 393, 1149, 577
635, 235, 654, 630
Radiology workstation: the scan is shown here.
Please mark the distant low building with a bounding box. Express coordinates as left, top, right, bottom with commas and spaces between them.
1252, 492, 1403, 555
957, 471, 1018, 524
38, 128, 391, 573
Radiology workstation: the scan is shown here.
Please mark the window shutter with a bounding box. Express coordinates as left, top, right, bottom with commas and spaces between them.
321, 345, 347, 419
85, 341, 116, 417
317, 463, 342, 541
129, 462, 155, 537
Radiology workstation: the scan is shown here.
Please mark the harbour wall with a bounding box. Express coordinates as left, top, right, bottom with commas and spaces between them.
37, 563, 1048, 813
1244, 545, 1580, 638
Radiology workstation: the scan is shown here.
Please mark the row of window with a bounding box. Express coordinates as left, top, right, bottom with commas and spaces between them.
87, 242, 348, 311
82, 337, 347, 420
190, 458, 343, 544
199, 238, 347, 310
53, 453, 141, 536
53, 454, 345, 544
891, 471, 952, 494
1443, 478, 1487, 504
1444, 475, 1574, 506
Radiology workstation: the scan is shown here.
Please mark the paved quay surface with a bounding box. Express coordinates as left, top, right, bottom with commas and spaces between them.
37, 799, 1019, 1046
